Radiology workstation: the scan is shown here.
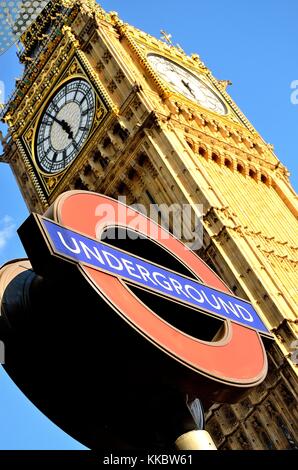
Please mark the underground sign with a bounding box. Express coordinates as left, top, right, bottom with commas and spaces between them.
19, 191, 270, 388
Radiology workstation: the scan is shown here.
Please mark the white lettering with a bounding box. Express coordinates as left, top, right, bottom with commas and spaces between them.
169, 278, 190, 298
103, 454, 138, 467
185, 285, 204, 303
122, 258, 141, 279
200, 291, 221, 310
218, 299, 241, 318
136, 264, 158, 285
235, 305, 254, 322
102, 251, 123, 271
152, 272, 173, 291
79, 242, 105, 265
57, 232, 81, 254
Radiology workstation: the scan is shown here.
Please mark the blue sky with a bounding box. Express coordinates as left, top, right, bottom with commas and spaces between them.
0, 0, 297, 450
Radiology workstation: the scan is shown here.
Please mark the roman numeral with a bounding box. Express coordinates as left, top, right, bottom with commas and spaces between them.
38, 136, 49, 146
39, 148, 50, 163
49, 152, 58, 171
74, 85, 81, 101
72, 141, 79, 152
45, 111, 54, 119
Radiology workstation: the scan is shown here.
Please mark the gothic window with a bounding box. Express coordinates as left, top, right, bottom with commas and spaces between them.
102, 137, 112, 149
74, 178, 88, 191
93, 150, 109, 169
199, 146, 207, 158
117, 182, 127, 194
249, 168, 257, 180
261, 174, 269, 185
128, 168, 137, 181
224, 158, 233, 170
137, 152, 149, 167
84, 164, 92, 176
211, 152, 220, 164
113, 123, 130, 142
237, 163, 245, 175
186, 139, 194, 151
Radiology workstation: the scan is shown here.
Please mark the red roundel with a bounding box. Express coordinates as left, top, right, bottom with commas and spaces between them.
49, 191, 267, 387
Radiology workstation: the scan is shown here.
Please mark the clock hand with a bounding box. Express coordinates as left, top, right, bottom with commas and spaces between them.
46, 112, 74, 140
181, 79, 196, 98
60, 119, 74, 140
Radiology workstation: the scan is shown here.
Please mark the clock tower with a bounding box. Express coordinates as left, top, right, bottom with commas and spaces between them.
1, 0, 297, 450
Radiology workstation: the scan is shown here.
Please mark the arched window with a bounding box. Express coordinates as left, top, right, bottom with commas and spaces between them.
113, 123, 129, 142
137, 152, 148, 167
211, 152, 220, 164
224, 158, 233, 170
237, 163, 245, 175
128, 168, 137, 180
117, 182, 126, 194
74, 178, 88, 190
186, 139, 194, 151
261, 174, 269, 185
102, 136, 112, 149
249, 168, 257, 181
199, 147, 207, 158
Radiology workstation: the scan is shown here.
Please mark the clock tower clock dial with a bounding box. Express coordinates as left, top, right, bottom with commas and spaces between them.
35, 78, 95, 174
148, 54, 227, 115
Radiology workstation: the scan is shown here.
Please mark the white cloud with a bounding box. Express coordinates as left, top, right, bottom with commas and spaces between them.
0, 215, 15, 251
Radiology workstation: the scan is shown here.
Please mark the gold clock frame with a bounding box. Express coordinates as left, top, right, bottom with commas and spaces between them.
21, 54, 114, 197
146, 52, 230, 117
110, 15, 244, 126
31, 75, 99, 177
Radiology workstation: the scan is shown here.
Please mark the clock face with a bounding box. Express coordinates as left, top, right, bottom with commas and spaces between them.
35, 78, 95, 174
148, 54, 227, 115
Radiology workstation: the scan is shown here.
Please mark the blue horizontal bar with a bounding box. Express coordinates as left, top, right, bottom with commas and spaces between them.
42, 218, 271, 336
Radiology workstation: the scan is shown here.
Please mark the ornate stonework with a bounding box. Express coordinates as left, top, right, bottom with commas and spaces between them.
1, 0, 297, 449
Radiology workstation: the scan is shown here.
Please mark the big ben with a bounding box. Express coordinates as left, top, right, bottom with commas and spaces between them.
0, 0, 297, 450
